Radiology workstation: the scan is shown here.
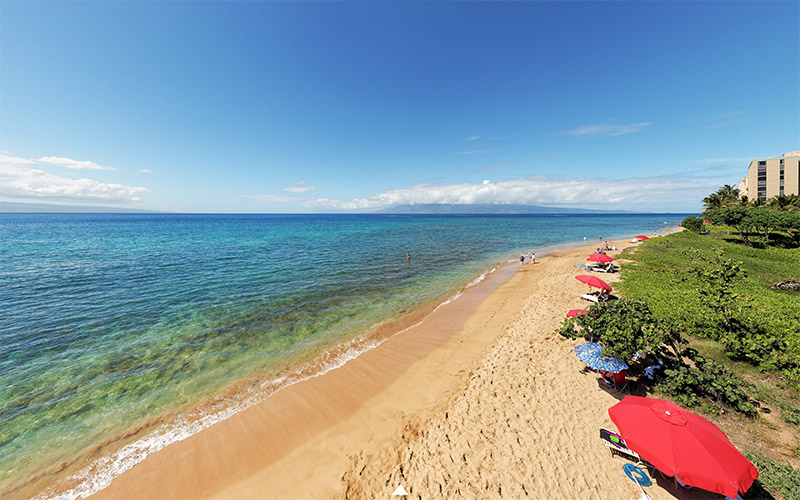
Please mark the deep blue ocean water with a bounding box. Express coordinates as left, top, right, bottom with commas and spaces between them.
0, 212, 688, 497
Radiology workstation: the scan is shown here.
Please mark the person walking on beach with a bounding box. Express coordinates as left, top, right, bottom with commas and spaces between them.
520, 254, 525, 264
531, 252, 536, 264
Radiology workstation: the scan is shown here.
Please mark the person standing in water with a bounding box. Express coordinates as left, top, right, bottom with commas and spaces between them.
407, 252, 411, 261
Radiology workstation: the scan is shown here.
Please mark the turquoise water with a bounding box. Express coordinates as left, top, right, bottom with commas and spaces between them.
0, 213, 686, 496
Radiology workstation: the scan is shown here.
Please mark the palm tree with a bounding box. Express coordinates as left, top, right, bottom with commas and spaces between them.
716, 185, 741, 207
768, 194, 800, 211
702, 193, 724, 214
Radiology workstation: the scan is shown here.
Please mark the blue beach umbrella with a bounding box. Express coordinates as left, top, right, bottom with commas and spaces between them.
573, 343, 628, 373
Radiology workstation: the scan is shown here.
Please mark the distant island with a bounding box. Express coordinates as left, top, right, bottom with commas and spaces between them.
1, 201, 644, 215
0, 201, 164, 214
372, 204, 635, 215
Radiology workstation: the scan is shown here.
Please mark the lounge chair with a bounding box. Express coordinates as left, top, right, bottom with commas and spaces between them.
581, 292, 610, 303
600, 428, 643, 463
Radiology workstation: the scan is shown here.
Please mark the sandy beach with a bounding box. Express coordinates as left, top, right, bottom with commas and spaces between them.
87, 236, 713, 500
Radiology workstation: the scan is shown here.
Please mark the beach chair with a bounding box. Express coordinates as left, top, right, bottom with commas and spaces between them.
603, 370, 629, 393
581, 294, 600, 303
600, 428, 643, 463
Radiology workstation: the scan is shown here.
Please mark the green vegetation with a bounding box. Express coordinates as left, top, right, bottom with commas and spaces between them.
745, 452, 800, 500
556, 299, 680, 361
681, 215, 704, 233
617, 229, 800, 387
698, 185, 800, 248
559, 185, 800, 499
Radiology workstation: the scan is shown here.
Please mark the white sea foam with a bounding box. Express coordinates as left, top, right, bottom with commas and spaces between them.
38, 263, 503, 500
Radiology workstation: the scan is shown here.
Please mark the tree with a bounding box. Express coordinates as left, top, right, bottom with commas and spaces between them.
702, 185, 741, 215
717, 184, 740, 201
748, 209, 784, 243
702, 193, 724, 215
768, 194, 800, 211
706, 206, 753, 246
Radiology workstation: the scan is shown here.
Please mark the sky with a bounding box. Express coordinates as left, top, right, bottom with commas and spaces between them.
1, 1, 798, 213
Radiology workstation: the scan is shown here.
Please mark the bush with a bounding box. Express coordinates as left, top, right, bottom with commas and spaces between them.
744, 452, 800, 500
557, 299, 679, 361
681, 215, 704, 233
657, 349, 758, 417
616, 231, 800, 388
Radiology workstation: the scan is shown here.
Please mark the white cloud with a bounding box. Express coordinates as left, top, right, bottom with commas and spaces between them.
0, 154, 37, 165
312, 174, 711, 211
467, 135, 480, 142
38, 156, 117, 171
0, 161, 148, 203
563, 122, 652, 137
283, 181, 317, 193
454, 149, 487, 155
141, 169, 152, 173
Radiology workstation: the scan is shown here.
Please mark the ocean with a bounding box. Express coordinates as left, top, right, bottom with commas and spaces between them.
0, 213, 687, 498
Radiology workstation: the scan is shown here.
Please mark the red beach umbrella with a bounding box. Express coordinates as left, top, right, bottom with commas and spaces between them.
635, 235, 650, 240
703, 222, 712, 225
587, 253, 614, 263
566, 309, 588, 318
575, 275, 612, 291
608, 396, 758, 498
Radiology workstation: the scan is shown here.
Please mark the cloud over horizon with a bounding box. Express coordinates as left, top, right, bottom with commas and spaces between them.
312, 174, 709, 212
0, 162, 148, 203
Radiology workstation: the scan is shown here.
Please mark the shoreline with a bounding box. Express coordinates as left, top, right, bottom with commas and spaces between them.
15, 230, 678, 500
14, 254, 516, 500
87, 234, 659, 499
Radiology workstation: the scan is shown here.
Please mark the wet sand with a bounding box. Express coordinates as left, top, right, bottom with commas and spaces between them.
91, 236, 709, 500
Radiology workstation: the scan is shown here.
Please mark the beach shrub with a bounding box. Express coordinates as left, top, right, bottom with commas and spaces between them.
657, 349, 757, 416
744, 452, 800, 500
684, 247, 747, 337
557, 299, 681, 362
681, 215, 704, 233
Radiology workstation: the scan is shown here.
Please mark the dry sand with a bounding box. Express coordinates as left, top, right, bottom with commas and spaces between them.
91, 238, 717, 500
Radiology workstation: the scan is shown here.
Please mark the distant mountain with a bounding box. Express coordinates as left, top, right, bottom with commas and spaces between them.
0, 201, 165, 214
372, 204, 634, 214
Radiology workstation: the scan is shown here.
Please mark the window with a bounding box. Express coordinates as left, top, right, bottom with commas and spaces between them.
758, 181, 767, 187
759, 161, 767, 166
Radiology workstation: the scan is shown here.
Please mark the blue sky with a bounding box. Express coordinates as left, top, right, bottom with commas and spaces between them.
1, 1, 798, 213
